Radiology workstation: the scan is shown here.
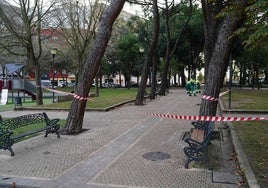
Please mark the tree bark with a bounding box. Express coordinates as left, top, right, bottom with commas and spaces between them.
34, 64, 43, 103
149, 0, 160, 100
200, 0, 247, 116
61, 0, 126, 134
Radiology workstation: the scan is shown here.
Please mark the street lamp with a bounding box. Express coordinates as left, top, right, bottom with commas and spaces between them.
139, 47, 145, 86
139, 47, 144, 53
50, 48, 57, 103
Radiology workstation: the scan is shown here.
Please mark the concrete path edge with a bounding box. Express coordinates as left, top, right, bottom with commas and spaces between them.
219, 98, 260, 188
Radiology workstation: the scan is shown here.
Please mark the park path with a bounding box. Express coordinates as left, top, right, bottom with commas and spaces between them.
0, 88, 251, 188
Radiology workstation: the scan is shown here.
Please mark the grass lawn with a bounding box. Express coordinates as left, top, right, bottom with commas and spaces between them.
220, 89, 268, 110
221, 89, 268, 187
0, 88, 139, 111
42, 88, 138, 109
233, 121, 268, 187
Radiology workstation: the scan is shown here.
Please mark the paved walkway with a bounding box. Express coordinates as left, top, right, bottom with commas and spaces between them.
0, 89, 258, 188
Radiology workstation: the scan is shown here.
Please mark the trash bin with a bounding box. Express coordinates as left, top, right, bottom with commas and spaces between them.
14, 97, 22, 109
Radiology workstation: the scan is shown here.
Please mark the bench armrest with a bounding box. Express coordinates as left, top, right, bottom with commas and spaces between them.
42, 112, 60, 127
0, 131, 13, 145
47, 118, 60, 126
184, 137, 204, 149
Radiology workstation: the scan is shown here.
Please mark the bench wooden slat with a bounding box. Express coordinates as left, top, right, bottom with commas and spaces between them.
190, 129, 204, 143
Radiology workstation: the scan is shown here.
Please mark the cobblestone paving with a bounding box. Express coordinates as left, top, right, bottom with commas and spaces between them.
90, 114, 220, 188
0, 89, 238, 187
0, 111, 142, 179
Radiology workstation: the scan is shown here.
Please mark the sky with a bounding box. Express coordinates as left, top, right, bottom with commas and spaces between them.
123, 2, 144, 15
6, 0, 169, 16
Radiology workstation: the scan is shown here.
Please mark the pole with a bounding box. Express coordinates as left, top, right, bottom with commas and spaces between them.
52, 54, 55, 103
50, 48, 57, 103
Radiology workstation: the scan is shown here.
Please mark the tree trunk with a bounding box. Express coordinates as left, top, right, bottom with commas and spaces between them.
34, 64, 43, 105
150, 0, 159, 99
135, 55, 149, 105
28, 45, 43, 105
158, 2, 171, 96
150, 61, 157, 99
135, 0, 159, 105
181, 67, 186, 87
200, 0, 247, 116
61, 0, 126, 134
159, 57, 170, 95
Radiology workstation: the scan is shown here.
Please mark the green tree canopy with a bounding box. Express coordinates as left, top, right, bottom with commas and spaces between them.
234, 0, 268, 50
116, 32, 141, 87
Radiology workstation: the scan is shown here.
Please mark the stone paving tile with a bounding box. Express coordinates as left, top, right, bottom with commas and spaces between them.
0, 110, 141, 179
0, 89, 257, 188
90, 115, 220, 188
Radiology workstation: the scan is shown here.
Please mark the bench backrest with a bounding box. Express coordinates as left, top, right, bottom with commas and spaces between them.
0, 113, 49, 132
191, 121, 210, 130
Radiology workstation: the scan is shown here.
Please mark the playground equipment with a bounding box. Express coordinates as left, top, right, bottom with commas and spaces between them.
0, 63, 36, 104
0, 89, 8, 105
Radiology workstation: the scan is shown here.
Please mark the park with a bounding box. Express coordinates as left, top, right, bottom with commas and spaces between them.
0, 0, 268, 187
0, 87, 267, 187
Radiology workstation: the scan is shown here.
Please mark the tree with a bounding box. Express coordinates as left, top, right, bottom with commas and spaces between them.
52, 0, 105, 84
0, 0, 55, 105
116, 32, 141, 88
103, 14, 146, 88
135, 0, 159, 104
61, 0, 126, 134
168, 4, 204, 86
158, 0, 193, 95
235, 46, 268, 88
199, 0, 247, 116
235, 0, 268, 50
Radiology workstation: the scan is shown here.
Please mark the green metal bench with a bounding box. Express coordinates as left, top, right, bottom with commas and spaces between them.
183, 121, 215, 168
0, 112, 60, 156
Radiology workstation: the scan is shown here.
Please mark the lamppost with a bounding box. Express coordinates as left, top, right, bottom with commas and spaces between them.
139, 47, 144, 86
50, 48, 57, 103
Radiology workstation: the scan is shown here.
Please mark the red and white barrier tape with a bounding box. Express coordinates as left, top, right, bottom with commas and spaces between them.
219, 90, 230, 97
201, 90, 230, 102
73, 94, 88, 101
201, 95, 218, 101
37, 86, 91, 101
141, 112, 268, 122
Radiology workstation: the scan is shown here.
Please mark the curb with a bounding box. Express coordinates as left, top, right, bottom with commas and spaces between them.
219, 98, 260, 188
13, 99, 136, 112
228, 122, 260, 188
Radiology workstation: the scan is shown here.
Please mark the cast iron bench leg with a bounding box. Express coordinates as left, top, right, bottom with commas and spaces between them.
8, 146, 15, 157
